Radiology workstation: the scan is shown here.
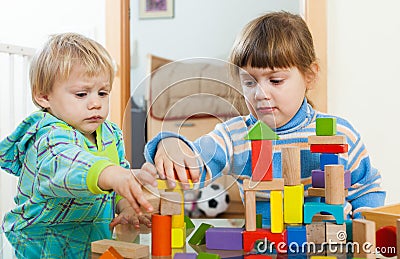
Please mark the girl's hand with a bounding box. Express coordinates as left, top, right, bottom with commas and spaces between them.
98, 162, 158, 215
154, 138, 200, 188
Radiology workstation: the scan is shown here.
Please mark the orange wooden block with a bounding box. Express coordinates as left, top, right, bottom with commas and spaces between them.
99, 246, 123, 259
151, 214, 172, 256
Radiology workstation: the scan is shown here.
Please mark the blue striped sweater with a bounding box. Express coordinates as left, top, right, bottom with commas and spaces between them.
145, 99, 385, 219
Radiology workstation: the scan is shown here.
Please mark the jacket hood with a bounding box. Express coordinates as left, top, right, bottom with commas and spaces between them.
0, 111, 59, 176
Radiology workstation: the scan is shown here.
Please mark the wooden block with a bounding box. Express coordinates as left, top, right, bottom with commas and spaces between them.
171, 223, 186, 248
352, 219, 376, 258
310, 144, 348, 154
245, 190, 256, 231
244, 120, 279, 140
286, 225, 307, 249
283, 185, 304, 224
303, 202, 344, 224
307, 187, 325, 197
197, 252, 221, 259
151, 214, 172, 256
243, 178, 284, 191
188, 223, 213, 245
160, 192, 182, 215
397, 219, 400, 259
243, 229, 287, 253
91, 239, 149, 259
99, 246, 123, 259
281, 146, 301, 186
319, 153, 339, 170
184, 215, 195, 237
306, 222, 326, 244
325, 222, 346, 244
361, 203, 400, 231
312, 213, 336, 222
205, 227, 243, 250
140, 185, 160, 213
270, 190, 284, 233
308, 135, 346, 145
325, 165, 345, 205
157, 179, 194, 190
171, 189, 185, 228
316, 117, 337, 136
251, 140, 273, 181
174, 253, 197, 259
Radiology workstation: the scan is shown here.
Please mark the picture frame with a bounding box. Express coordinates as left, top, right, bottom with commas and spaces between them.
139, 0, 174, 19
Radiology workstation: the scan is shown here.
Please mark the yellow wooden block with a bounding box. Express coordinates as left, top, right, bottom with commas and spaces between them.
284, 184, 304, 224
171, 223, 186, 248
171, 189, 185, 228
270, 190, 284, 233
157, 179, 193, 190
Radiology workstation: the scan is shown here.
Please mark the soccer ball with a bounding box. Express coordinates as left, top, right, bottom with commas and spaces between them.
197, 183, 230, 217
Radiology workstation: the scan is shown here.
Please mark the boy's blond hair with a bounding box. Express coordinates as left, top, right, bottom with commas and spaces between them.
30, 33, 115, 108
229, 11, 317, 77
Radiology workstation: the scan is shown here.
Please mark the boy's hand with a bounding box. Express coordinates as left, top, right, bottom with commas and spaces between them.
98, 162, 158, 215
154, 138, 200, 189
110, 199, 152, 230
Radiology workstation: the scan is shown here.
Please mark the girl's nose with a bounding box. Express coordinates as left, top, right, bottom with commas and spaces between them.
255, 84, 271, 100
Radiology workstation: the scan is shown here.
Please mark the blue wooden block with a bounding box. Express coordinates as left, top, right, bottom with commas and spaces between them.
320, 154, 339, 171
286, 225, 307, 254
303, 202, 345, 224
174, 253, 197, 259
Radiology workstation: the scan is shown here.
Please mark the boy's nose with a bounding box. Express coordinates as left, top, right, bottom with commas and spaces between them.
88, 97, 101, 109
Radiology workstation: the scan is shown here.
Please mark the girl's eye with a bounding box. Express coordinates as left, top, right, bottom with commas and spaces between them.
242, 80, 257, 87
270, 79, 283, 85
76, 92, 86, 97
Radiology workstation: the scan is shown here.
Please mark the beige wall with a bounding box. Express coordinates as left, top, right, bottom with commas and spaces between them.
327, 0, 400, 204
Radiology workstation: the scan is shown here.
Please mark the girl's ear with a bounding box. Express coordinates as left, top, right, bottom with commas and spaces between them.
34, 93, 50, 109
305, 62, 320, 90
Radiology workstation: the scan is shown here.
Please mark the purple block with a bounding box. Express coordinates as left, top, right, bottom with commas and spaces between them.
344, 170, 351, 189
311, 169, 325, 188
174, 253, 197, 259
312, 169, 351, 189
205, 227, 243, 250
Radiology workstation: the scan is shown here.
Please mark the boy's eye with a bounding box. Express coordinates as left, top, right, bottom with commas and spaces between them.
76, 92, 87, 97
99, 91, 109, 97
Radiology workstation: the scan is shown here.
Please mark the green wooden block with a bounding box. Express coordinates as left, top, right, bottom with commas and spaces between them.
256, 214, 263, 228
188, 223, 213, 245
197, 252, 221, 259
244, 120, 279, 140
184, 215, 195, 237
316, 118, 336, 136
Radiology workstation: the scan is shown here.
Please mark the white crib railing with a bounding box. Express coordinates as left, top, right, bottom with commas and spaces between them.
0, 43, 36, 258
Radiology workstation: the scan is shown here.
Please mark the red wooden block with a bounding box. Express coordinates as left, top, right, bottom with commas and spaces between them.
243, 228, 287, 253
376, 225, 397, 257
251, 140, 273, 181
310, 144, 348, 154
99, 246, 123, 259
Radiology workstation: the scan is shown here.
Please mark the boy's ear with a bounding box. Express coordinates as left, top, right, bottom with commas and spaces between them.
34, 93, 50, 109
305, 63, 319, 90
